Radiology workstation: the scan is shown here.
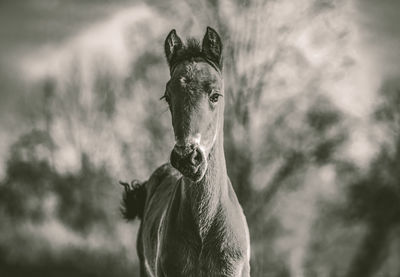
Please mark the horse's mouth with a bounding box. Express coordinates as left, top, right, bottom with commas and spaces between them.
170, 148, 207, 182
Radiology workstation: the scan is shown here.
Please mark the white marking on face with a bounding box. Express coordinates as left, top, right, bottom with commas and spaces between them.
192, 133, 201, 145
200, 120, 219, 153
198, 145, 207, 156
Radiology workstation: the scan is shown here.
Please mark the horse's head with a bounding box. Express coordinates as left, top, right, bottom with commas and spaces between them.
163, 27, 224, 182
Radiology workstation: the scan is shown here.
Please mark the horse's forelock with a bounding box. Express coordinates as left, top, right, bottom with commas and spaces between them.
169, 38, 221, 75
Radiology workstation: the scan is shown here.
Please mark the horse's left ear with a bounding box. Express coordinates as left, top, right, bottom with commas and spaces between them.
165, 29, 183, 67
202, 27, 223, 70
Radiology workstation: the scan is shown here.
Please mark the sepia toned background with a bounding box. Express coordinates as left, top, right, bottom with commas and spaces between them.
1, 0, 400, 276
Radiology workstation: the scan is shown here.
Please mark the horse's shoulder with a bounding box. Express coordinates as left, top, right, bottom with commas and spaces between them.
146, 163, 179, 191
151, 163, 180, 181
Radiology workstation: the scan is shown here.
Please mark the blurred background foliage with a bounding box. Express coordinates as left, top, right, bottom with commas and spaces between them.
0, 0, 400, 276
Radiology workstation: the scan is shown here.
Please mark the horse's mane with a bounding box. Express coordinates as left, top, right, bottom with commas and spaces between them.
181, 38, 202, 58
170, 38, 204, 69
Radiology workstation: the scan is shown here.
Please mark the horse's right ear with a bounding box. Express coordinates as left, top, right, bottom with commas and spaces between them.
202, 27, 223, 70
164, 29, 183, 67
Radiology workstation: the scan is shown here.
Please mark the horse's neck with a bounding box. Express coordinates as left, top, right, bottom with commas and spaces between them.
181, 129, 228, 240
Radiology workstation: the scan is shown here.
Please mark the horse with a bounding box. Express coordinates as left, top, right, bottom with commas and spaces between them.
120, 27, 250, 277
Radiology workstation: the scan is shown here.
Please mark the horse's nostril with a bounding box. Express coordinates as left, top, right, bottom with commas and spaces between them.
189, 148, 203, 166
172, 144, 204, 165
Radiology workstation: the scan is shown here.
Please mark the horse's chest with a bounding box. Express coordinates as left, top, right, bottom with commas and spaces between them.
159, 237, 199, 276
159, 228, 245, 277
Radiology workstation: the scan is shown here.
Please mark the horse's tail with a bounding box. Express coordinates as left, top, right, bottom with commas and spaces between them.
120, 180, 147, 221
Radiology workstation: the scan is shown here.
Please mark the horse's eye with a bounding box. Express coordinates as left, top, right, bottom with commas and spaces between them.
209, 93, 222, 103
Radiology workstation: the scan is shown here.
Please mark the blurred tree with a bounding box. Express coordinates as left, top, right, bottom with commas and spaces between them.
247, 94, 346, 220
54, 153, 115, 234
345, 79, 400, 277
0, 130, 54, 222
0, 128, 116, 233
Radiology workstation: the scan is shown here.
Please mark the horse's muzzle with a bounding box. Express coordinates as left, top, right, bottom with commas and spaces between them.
170, 144, 207, 182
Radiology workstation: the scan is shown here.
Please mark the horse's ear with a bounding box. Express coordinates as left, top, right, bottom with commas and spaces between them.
164, 29, 183, 67
202, 26, 223, 69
